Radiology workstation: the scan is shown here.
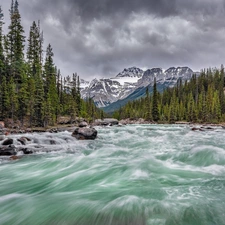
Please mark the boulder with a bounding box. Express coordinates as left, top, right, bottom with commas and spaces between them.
103, 118, 119, 125
22, 137, 31, 142
2, 138, 14, 146
0, 145, 17, 156
20, 148, 33, 154
46, 128, 58, 133
10, 155, 21, 160
79, 121, 88, 128
191, 127, 204, 131
17, 137, 27, 145
94, 118, 119, 126
72, 127, 98, 140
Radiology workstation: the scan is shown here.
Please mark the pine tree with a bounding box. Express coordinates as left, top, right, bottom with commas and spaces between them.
0, 6, 5, 81
35, 76, 45, 126
18, 77, 28, 126
152, 77, 159, 121
8, 77, 18, 124
145, 87, 151, 120
43, 44, 58, 124
7, 0, 25, 84
0, 76, 9, 119
27, 21, 42, 79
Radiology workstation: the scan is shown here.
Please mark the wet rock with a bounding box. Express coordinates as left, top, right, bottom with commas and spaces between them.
22, 137, 31, 142
21, 148, 33, 154
32, 128, 46, 133
205, 127, 214, 130
49, 140, 57, 145
72, 127, 98, 140
17, 137, 27, 145
2, 138, 14, 146
79, 121, 88, 128
0, 145, 17, 155
191, 127, 204, 131
103, 118, 119, 126
94, 118, 119, 126
10, 155, 21, 160
46, 128, 58, 133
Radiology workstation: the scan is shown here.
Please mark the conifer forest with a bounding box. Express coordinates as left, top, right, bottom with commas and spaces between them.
113, 68, 225, 124
0, 1, 102, 127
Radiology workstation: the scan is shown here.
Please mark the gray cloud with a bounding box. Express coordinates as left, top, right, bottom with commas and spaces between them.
1, 0, 225, 80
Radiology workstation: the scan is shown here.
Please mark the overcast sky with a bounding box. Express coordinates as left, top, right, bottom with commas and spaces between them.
1, 0, 225, 80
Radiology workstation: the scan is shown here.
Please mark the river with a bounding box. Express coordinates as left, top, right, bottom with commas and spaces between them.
0, 125, 225, 225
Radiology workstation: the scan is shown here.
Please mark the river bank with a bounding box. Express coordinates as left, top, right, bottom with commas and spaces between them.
1, 118, 225, 135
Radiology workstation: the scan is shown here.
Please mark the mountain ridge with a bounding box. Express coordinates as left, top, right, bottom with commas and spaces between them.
81, 66, 199, 110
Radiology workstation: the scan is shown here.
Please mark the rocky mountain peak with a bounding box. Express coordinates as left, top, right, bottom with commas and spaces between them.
165, 67, 193, 75
116, 67, 144, 78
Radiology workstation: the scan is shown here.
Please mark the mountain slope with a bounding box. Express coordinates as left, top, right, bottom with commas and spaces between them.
102, 67, 199, 113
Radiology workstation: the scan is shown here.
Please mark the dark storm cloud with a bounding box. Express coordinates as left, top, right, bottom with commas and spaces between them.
1, 0, 225, 79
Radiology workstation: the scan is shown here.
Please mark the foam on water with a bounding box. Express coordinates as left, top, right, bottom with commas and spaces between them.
0, 125, 225, 225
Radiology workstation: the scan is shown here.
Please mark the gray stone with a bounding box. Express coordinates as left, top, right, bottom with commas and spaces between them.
103, 118, 119, 125
72, 127, 97, 140
0, 145, 17, 156
79, 121, 88, 128
2, 138, 13, 146
94, 118, 119, 126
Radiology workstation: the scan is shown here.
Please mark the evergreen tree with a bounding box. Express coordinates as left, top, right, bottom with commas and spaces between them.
152, 78, 159, 121
7, 0, 25, 84
0, 76, 9, 119
0, 6, 5, 81
8, 77, 18, 124
145, 87, 151, 120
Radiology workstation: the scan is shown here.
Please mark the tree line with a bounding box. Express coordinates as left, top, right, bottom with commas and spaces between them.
113, 67, 225, 123
0, 1, 102, 127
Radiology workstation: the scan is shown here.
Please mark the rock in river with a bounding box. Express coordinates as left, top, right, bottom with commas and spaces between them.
2, 138, 14, 146
72, 127, 98, 140
79, 121, 88, 128
0, 145, 17, 156
94, 118, 119, 126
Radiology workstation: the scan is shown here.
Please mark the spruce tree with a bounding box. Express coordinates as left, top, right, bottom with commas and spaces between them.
7, 0, 25, 84
0, 76, 9, 119
152, 77, 159, 121
145, 86, 151, 120
0, 6, 5, 81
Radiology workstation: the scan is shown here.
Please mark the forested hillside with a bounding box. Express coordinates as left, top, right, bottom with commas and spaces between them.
113, 67, 225, 123
0, 1, 102, 127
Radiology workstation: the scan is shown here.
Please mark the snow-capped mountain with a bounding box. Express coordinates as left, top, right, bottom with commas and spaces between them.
80, 79, 90, 90
81, 66, 198, 109
81, 67, 144, 107
137, 66, 195, 88
81, 78, 123, 107
116, 67, 144, 78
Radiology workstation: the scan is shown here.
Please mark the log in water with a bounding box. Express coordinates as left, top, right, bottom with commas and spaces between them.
0, 125, 225, 225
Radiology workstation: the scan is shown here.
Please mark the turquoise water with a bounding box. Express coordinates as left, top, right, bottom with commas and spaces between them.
0, 125, 225, 225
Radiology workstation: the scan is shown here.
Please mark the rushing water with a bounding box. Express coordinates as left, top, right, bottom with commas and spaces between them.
0, 125, 225, 225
